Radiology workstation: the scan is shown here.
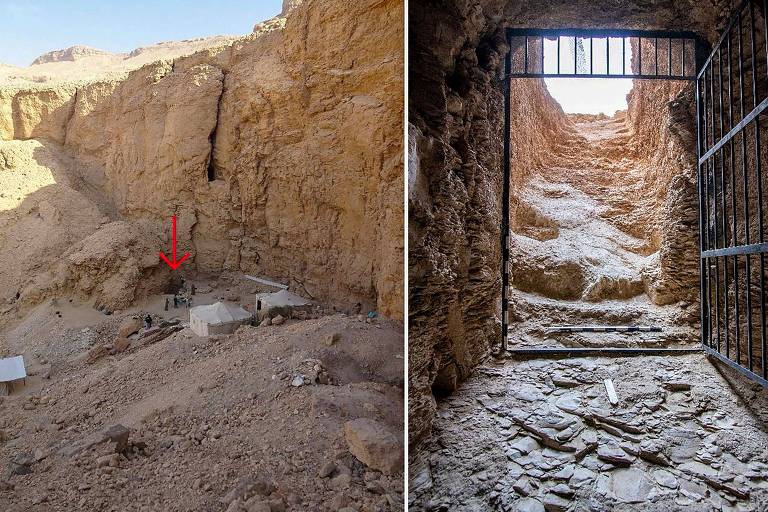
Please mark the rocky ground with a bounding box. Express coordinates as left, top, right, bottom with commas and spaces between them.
0, 275, 404, 511
409, 354, 768, 511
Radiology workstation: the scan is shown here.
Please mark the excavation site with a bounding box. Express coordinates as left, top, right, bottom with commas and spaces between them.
0, 1, 404, 510
409, 1, 768, 510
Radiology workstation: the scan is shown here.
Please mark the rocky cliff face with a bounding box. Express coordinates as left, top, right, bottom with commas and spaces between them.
31, 45, 113, 65
0, 0, 403, 322
408, 0, 730, 446
625, 80, 700, 306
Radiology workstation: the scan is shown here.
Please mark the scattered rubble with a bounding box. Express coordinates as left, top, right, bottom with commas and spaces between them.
410, 355, 768, 510
0, 305, 404, 510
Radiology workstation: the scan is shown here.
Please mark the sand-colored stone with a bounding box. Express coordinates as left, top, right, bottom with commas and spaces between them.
0, 0, 403, 324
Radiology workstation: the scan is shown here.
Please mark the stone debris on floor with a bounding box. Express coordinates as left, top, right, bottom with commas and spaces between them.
409, 354, 768, 511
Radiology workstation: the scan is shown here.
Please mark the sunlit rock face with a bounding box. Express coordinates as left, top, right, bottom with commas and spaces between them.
0, 0, 404, 325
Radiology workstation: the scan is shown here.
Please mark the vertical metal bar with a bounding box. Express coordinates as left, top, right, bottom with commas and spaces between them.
710, 66, 718, 348
623, 37, 626, 75
638, 37, 643, 75
590, 37, 593, 75
557, 36, 561, 74
738, 10, 752, 368
501, 34, 512, 351
751, 2, 758, 110
697, 76, 709, 349
705, 67, 713, 347
709, 57, 721, 353
728, 30, 740, 361
574, 36, 578, 74
668, 38, 672, 76
711, 55, 717, 144
680, 39, 687, 76
524, 36, 529, 74
728, 31, 734, 132
719, 47, 724, 157
606, 37, 610, 74
719, 47, 730, 356
749, 1, 766, 376
714, 158, 722, 352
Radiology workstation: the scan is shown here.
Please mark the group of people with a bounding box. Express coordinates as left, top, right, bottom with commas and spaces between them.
164, 293, 192, 311
146, 278, 197, 329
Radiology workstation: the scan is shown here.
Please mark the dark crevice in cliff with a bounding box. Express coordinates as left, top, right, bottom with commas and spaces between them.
207, 72, 226, 182
64, 87, 80, 138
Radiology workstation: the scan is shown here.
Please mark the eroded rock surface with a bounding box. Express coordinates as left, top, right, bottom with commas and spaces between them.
507, 113, 700, 349
0, 0, 404, 323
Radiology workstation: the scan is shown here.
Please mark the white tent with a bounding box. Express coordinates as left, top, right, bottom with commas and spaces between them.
189, 302, 252, 336
0, 356, 26, 395
257, 289, 311, 320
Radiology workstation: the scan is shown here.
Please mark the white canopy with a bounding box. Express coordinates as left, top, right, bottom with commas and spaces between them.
190, 302, 251, 326
0, 356, 26, 382
262, 289, 310, 307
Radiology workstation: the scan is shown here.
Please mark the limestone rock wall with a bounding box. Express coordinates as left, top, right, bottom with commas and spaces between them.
626, 80, 701, 306
408, 5, 507, 447
0, 140, 170, 323
0, 0, 403, 318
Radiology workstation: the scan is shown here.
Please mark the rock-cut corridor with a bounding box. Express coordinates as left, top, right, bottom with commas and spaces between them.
410, 113, 768, 511
508, 114, 698, 350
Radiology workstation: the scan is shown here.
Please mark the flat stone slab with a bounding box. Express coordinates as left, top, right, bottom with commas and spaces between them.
597, 443, 635, 466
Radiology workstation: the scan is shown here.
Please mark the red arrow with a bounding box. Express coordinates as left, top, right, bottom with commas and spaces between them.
159, 215, 190, 270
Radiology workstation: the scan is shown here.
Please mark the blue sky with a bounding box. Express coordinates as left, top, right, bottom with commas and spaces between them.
0, 0, 283, 66
543, 37, 633, 115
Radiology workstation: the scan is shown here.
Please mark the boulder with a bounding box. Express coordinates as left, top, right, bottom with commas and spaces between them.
104, 424, 130, 453
117, 317, 142, 338
113, 337, 131, 353
85, 344, 107, 364
324, 332, 340, 346
343, 419, 403, 475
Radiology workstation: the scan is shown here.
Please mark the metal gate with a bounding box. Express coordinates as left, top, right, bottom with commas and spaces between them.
501, 3, 768, 388
696, 0, 768, 386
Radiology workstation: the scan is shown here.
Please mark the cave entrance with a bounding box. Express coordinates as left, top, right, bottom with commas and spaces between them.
502, 14, 768, 388
500, 29, 718, 355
